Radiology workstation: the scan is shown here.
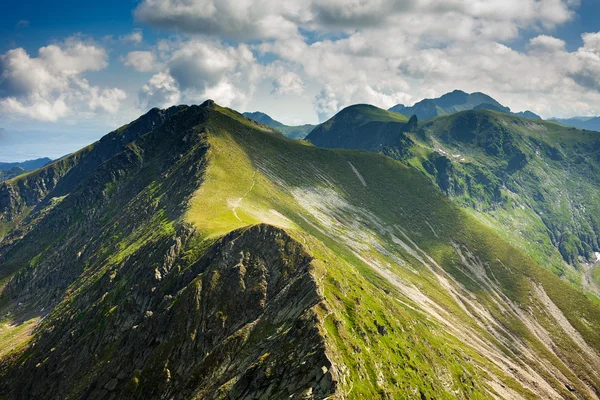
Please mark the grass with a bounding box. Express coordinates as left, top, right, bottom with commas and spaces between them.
347, 104, 409, 123
182, 105, 600, 398
3, 103, 600, 398
0, 317, 39, 359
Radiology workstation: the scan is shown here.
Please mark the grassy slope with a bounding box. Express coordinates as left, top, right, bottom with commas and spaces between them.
349, 104, 409, 123
2, 103, 600, 398
414, 110, 600, 288
185, 106, 600, 398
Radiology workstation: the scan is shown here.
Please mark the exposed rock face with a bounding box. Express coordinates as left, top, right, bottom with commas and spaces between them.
0, 106, 185, 226
0, 103, 337, 399
1, 225, 336, 400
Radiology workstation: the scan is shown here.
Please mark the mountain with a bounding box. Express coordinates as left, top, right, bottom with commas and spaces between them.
1, 101, 600, 399
243, 111, 315, 139
0, 157, 52, 172
306, 104, 414, 159
514, 110, 543, 120
390, 90, 541, 120
0, 157, 52, 182
307, 104, 600, 292
551, 116, 600, 132
0, 167, 25, 183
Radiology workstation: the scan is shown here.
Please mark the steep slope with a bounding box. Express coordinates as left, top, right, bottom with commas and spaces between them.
417, 110, 600, 280
1, 102, 600, 399
0, 167, 25, 183
243, 111, 315, 139
307, 105, 600, 291
0, 106, 185, 238
390, 90, 541, 120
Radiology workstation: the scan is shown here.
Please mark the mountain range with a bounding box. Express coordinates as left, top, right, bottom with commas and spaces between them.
1, 100, 600, 399
243, 111, 315, 139
551, 116, 600, 132
389, 90, 542, 121
0, 157, 52, 182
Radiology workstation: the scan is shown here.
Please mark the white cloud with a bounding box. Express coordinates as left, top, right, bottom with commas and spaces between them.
128, 0, 595, 121
121, 30, 143, 44
582, 32, 600, 54
139, 72, 180, 109
134, 0, 300, 40
88, 87, 127, 113
138, 39, 260, 111
0, 37, 125, 122
10, 0, 593, 127
124, 51, 156, 72
271, 71, 304, 95
135, 0, 576, 43
528, 35, 566, 53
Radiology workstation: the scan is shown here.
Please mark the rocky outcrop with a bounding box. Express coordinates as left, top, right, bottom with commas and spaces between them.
1, 225, 337, 400
0, 103, 338, 399
0, 106, 185, 228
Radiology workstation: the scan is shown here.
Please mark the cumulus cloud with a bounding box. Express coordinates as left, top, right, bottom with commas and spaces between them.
121, 30, 143, 44
134, 0, 300, 41
139, 72, 180, 109
135, 0, 576, 43
271, 71, 304, 95
0, 37, 125, 121
138, 39, 260, 111
528, 35, 566, 53
127, 0, 600, 121
124, 51, 156, 72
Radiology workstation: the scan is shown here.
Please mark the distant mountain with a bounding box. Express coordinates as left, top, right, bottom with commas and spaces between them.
550, 116, 600, 132
306, 104, 414, 159
389, 90, 541, 120
514, 110, 542, 120
243, 111, 315, 139
0, 167, 25, 182
0, 157, 52, 182
0, 157, 52, 172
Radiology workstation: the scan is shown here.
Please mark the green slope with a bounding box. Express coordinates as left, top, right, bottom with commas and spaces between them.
305, 104, 413, 158
415, 110, 600, 281
1, 102, 600, 399
308, 104, 600, 293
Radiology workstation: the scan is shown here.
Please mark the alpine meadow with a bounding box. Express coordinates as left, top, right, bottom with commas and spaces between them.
2, 1, 600, 399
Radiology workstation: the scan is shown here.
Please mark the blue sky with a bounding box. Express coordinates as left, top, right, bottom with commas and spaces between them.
1, 0, 600, 161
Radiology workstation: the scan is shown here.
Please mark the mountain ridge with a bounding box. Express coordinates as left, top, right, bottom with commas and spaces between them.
1, 101, 600, 399
0, 158, 53, 183
390, 90, 541, 121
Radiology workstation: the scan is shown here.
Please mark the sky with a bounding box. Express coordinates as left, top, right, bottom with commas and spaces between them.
1, 0, 600, 161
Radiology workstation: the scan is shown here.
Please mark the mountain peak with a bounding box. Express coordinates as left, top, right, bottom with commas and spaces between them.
201, 99, 216, 108
389, 90, 540, 120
